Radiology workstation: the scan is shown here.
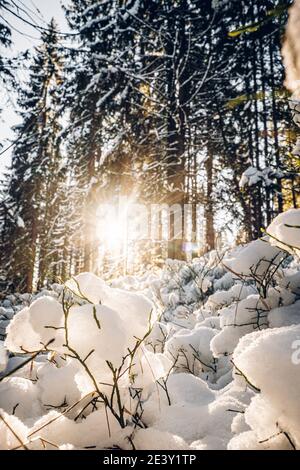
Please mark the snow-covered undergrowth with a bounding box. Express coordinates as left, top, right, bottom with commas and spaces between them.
0, 209, 300, 450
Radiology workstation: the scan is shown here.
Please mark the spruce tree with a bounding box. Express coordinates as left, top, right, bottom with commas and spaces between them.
0, 20, 64, 292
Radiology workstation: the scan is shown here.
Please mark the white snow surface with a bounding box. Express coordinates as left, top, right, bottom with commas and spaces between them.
0, 210, 300, 450
267, 208, 300, 258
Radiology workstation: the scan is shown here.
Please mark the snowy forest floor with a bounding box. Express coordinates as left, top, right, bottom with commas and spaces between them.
0, 209, 300, 451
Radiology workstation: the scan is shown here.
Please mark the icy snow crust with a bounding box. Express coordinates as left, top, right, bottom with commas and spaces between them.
1, 210, 300, 450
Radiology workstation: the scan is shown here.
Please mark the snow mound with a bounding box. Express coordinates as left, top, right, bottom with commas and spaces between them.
67, 272, 155, 340
5, 296, 64, 354
223, 239, 284, 279
267, 208, 300, 258
230, 326, 300, 449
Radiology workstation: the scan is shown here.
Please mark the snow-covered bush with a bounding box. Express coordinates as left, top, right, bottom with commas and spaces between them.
267, 208, 300, 258
229, 326, 300, 450
0, 209, 300, 450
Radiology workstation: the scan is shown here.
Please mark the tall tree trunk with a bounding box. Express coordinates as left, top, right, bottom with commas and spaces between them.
165, 4, 187, 260
269, 41, 284, 214
204, 145, 215, 252
83, 121, 98, 272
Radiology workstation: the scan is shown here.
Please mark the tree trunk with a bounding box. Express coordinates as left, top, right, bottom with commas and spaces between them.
204, 147, 215, 252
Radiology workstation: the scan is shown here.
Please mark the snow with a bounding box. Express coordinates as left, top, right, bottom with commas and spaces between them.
230, 325, 300, 449
0, 377, 43, 420
239, 166, 263, 188
207, 283, 254, 311
223, 238, 284, 279
66, 303, 127, 387
239, 166, 277, 189
36, 359, 81, 410
268, 300, 300, 328
66, 272, 155, 341
1, 210, 300, 450
28, 408, 131, 450
267, 209, 300, 258
133, 428, 188, 450
0, 411, 29, 450
5, 296, 65, 354
129, 349, 172, 389
17, 216, 25, 228
0, 341, 7, 372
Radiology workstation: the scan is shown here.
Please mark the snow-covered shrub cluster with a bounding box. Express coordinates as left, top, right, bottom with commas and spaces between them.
0, 209, 300, 450
0, 293, 33, 341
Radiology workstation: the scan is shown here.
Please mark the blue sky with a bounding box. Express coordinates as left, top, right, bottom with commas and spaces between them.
0, 0, 68, 176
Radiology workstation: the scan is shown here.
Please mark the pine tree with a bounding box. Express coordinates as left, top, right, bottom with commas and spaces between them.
0, 20, 64, 292
212, 0, 294, 240
64, 0, 162, 271
61, 0, 297, 272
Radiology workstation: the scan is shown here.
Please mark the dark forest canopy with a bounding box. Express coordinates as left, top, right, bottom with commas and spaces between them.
0, 0, 299, 293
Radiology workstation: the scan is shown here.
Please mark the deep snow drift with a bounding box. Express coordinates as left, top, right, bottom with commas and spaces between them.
0, 209, 300, 450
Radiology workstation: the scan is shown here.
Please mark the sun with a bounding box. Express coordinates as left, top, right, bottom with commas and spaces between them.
96, 195, 146, 255
97, 204, 129, 254
101, 213, 128, 252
